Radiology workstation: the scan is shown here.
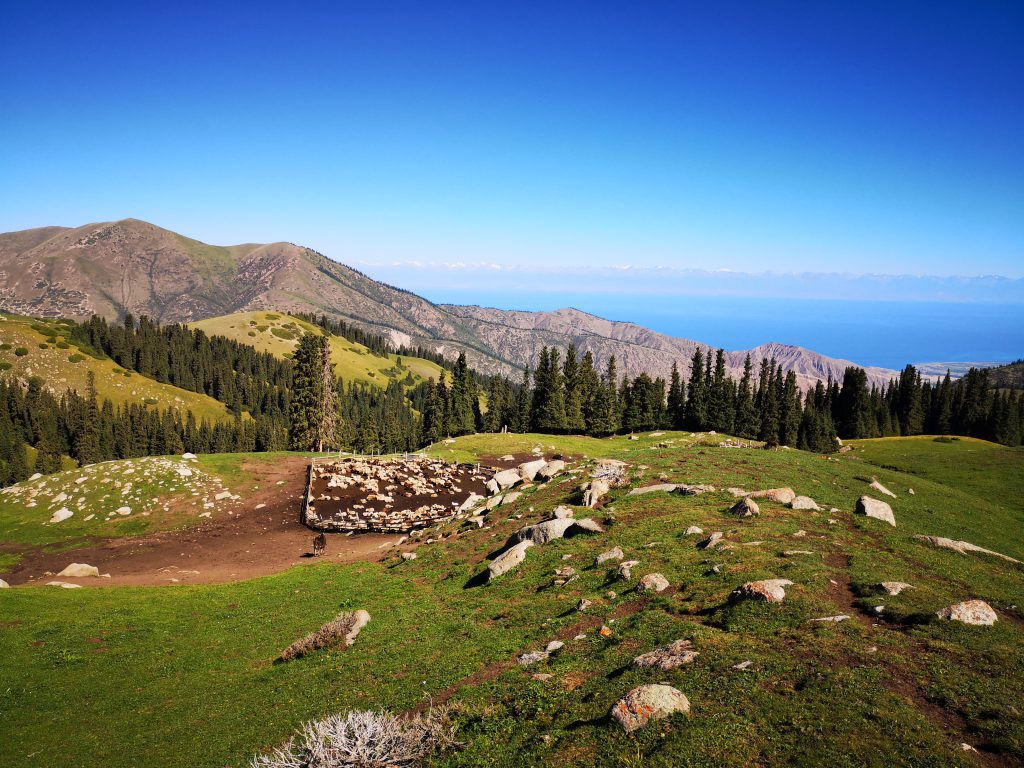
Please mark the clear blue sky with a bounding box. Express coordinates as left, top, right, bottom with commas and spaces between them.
2, 1, 1022, 286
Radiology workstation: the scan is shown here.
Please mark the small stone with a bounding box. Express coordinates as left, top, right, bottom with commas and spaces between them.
856, 496, 896, 526
733, 660, 753, 670
599, 625, 613, 637
576, 598, 592, 612
809, 615, 850, 623
401, 552, 417, 561
633, 639, 698, 670
790, 496, 820, 511
518, 650, 550, 666
545, 640, 564, 653
684, 525, 704, 536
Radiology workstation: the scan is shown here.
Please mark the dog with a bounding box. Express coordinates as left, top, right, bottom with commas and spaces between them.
312, 533, 326, 557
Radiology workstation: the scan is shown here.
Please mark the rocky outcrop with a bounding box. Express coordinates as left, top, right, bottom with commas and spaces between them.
747, 488, 797, 504
638, 573, 670, 593
790, 496, 820, 511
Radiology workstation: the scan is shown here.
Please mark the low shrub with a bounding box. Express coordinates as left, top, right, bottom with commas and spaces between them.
38, 343, 48, 349
56, 341, 70, 349
277, 610, 369, 662
0, 362, 11, 371
0, 343, 11, 350
250, 708, 458, 768
68, 354, 85, 363
14, 347, 28, 356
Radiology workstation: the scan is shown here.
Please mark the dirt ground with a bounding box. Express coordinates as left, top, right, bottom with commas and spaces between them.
4, 456, 400, 588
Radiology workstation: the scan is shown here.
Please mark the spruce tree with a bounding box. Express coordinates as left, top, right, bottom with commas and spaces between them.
563, 344, 585, 433
667, 362, 686, 429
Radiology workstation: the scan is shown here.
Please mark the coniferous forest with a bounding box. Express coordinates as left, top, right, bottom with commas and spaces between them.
1, 316, 1022, 487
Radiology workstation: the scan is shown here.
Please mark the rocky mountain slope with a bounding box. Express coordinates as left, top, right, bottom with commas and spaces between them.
0, 219, 898, 387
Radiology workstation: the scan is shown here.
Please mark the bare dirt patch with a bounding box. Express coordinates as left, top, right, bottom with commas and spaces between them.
4, 457, 399, 587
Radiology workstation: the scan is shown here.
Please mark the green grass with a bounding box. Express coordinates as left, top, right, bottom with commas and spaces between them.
189, 311, 444, 389
1, 433, 1022, 767
0, 315, 232, 422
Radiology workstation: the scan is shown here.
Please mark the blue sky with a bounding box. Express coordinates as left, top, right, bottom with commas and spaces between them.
2, 2, 1023, 344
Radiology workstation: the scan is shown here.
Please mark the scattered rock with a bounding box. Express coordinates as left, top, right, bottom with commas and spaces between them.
57, 563, 100, 578
730, 497, 760, 517
618, 560, 640, 580
790, 496, 820, 511
936, 600, 998, 626
913, 535, 1021, 564
488, 540, 534, 580
599, 625, 613, 637
181, 452, 197, 460
595, 546, 625, 565
698, 532, 725, 549
46, 581, 82, 589
553, 566, 578, 587
518, 650, 550, 666
733, 660, 753, 670
519, 459, 548, 482
501, 492, 522, 506
747, 487, 796, 504
582, 478, 610, 508
0, 579, 9, 588
856, 496, 896, 526
611, 684, 690, 733
633, 639, 698, 670
878, 581, 912, 595
214, 491, 232, 501
684, 525, 704, 536
676, 484, 716, 496
809, 615, 850, 623
458, 493, 484, 513
537, 460, 566, 480
869, 479, 897, 498
116, 506, 132, 516
553, 505, 575, 519
782, 550, 814, 557
545, 640, 564, 653
730, 579, 794, 603
401, 552, 417, 561
638, 573, 670, 592
576, 598, 592, 612
49, 508, 73, 524
493, 468, 523, 490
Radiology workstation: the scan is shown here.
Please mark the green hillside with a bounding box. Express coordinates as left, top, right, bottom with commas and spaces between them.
0, 314, 232, 422
1, 433, 1021, 766
189, 311, 444, 388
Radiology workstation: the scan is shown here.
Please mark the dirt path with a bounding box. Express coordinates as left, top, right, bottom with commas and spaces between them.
4, 456, 400, 587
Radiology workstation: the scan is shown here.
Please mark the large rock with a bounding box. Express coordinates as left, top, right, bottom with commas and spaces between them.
747, 487, 796, 504
536, 460, 566, 480
633, 639, 699, 670
936, 600, 998, 626
730, 579, 793, 603
57, 563, 100, 578
730, 497, 760, 517
488, 540, 534, 580
611, 684, 691, 733
518, 459, 548, 482
638, 573, 670, 593
856, 496, 896, 526
684, 525, 704, 536
0, 579, 9, 588
676, 484, 716, 496
913, 535, 1021, 564
595, 546, 624, 565
493, 469, 522, 490
790, 496, 820, 511
699, 532, 725, 549
508, 516, 602, 547
46, 581, 82, 588
553, 505, 575, 519
618, 560, 640, 580
869, 479, 897, 498
582, 478, 610, 508
458, 493, 484, 513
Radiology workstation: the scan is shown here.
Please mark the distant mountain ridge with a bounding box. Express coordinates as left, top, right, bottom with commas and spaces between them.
0, 218, 900, 388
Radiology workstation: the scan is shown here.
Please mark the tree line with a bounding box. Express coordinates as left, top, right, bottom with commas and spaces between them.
419, 345, 1024, 452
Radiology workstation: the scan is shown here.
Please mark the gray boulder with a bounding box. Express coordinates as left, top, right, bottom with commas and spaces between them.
730, 497, 760, 517
611, 684, 690, 733
494, 469, 523, 490
856, 496, 896, 526
936, 600, 998, 626
595, 546, 624, 565
488, 540, 534, 580
633, 639, 698, 670
519, 459, 548, 482
638, 573, 670, 593
790, 496, 820, 511
730, 578, 793, 603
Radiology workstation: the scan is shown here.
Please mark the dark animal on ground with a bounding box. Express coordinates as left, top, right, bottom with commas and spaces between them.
312, 533, 326, 556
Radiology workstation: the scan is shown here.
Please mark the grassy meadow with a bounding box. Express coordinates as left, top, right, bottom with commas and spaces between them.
0, 432, 1021, 767
189, 311, 444, 389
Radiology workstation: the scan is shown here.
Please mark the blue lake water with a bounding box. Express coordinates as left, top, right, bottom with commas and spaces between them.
424, 291, 1024, 369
